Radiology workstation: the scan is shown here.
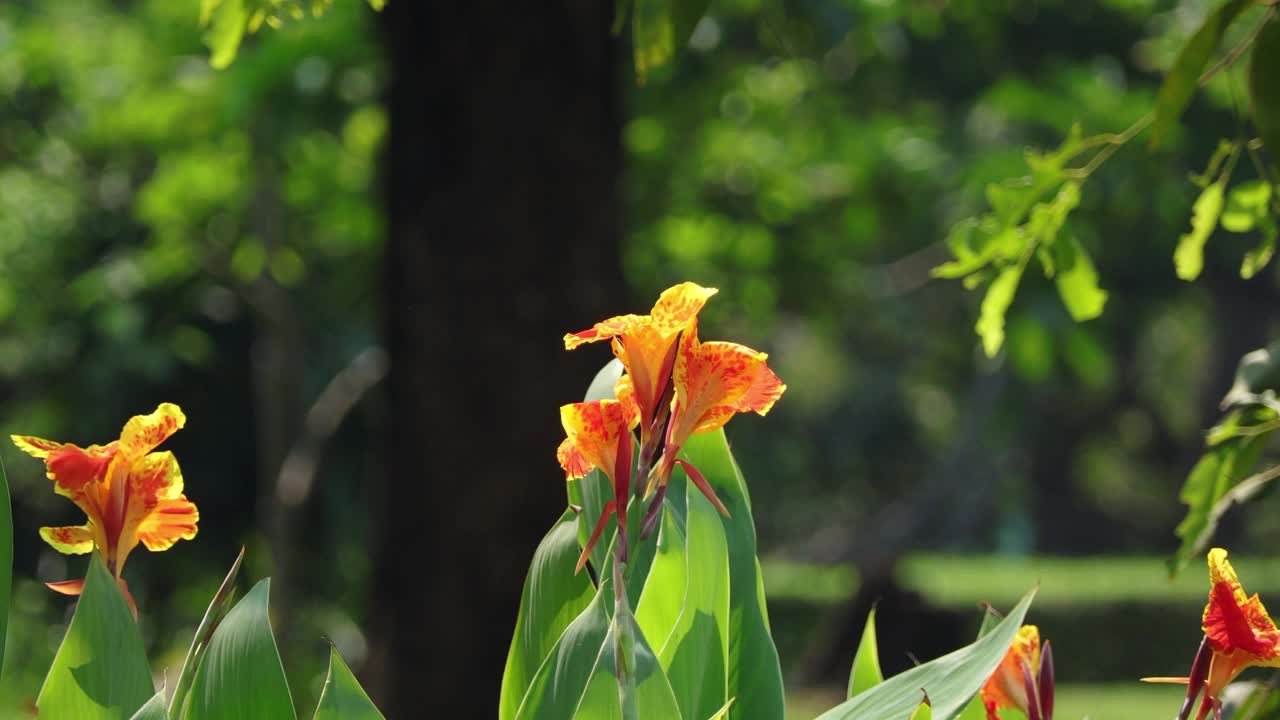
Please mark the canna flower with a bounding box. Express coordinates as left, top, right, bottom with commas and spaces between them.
557, 394, 638, 573
639, 320, 785, 536
12, 403, 199, 610
564, 282, 718, 460
1146, 548, 1280, 720
981, 625, 1054, 720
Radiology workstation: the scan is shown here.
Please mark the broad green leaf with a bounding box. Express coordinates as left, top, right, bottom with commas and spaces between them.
1053, 235, 1108, 321
0, 458, 9, 681
846, 607, 883, 699
313, 647, 385, 720
976, 266, 1023, 358
1150, 0, 1252, 148
953, 605, 1008, 720
170, 548, 246, 718
572, 608, 682, 719
636, 474, 730, 720
815, 588, 1037, 720
182, 579, 296, 720
680, 431, 785, 720
1220, 180, 1272, 232
129, 692, 168, 720
708, 699, 736, 719
38, 555, 154, 720
514, 582, 612, 720
1250, 18, 1280, 162
1175, 180, 1226, 280
203, 0, 250, 70
501, 510, 598, 720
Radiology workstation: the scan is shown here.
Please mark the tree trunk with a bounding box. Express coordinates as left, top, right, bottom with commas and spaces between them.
367, 3, 626, 715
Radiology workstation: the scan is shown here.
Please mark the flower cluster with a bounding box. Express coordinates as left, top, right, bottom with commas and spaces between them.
557, 282, 785, 571
12, 402, 199, 614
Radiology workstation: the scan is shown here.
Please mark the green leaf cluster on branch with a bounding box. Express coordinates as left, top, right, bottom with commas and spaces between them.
201, 0, 386, 68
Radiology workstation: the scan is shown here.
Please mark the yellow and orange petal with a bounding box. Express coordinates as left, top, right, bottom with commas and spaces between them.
557, 399, 637, 481
115, 450, 197, 571
668, 323, 786, 445
1203, 548, 1280, 659
11, 435, 64, 459
38, 524, 95, 554
981, 625, 1041, 716
563, 282, 718, 350
136, 498, 199, 552
118, 403, 185, 460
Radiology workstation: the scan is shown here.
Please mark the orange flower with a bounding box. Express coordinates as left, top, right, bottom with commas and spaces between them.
564, 282, 717, 453
557, 395, 638, 573
12, 403, 199, 607
981, 625, 1054, 720
1150, 548, 1280, 720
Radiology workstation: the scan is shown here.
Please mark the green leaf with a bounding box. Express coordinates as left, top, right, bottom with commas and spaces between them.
1221, 341, 1280, 413
38, 555, 155, 720
908, 697, 933, 720
313, 647, 386, 720
814, 588, 1037, 720
170, 548, 246, 718
1150, 0, 1253, 149
707, 699, 735, 719
513, 582, 612, 720
1220, 180, 1272, 232
632, 0, 711, 83
366, 0, 387, 9
182, 578, 297, 720
635, 473, 731, 720
680, 430, 786, 720
572, 608, 682, 719
1249, 18, 1280, 164
204, 0, 250, 69
976, 266, 1023, 358
846, 607, 883, 699
501, 510, 598, 720
0, 457, 10, 682
1053, 235, 1108, 321
129, 692, 169, 720
1169, 437, 1269, 576
1175, 180, 1226, 280
1241, 221, 1277, 279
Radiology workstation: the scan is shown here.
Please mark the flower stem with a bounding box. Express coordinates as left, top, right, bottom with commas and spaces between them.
612, 548, 639, 720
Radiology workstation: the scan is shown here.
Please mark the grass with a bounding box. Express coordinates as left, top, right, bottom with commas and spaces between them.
785, 683, 1179, 720
762, 553, 1280, 608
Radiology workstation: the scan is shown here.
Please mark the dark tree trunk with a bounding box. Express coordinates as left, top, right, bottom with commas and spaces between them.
366, 2, 626, 715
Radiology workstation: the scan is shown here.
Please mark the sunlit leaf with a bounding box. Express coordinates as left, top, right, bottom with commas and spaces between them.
572, 607, 682, 719
1249, 18, 1280, 163
129, 692, 168, 720
976, 266, 1023, 357
182, 579, 297, 720
1174, 180, 1226, 280
1169, 437, 1268, 576
1221, 340, 1280, 413
169, 548, 245, 718
635, 472, 731, 720
814, 589, 1037, 720
908, 696, 933, 720
846, 607, 883, 699
1241, 221, 1277, 278
1053, 235, 1108, 321
500, 510, 597, 720
38, 555, 154, 720
313, 647, 386, 720
1220, 180, 1272, 232
203, 0, 250, 69
513, 583, 611, 720
1150, 0, 1252, 149
632, 0, 711, 83
680, 430, 786, 720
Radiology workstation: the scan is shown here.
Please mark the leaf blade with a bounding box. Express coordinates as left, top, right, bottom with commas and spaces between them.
1151, 0, 1252, 148
313, 647, 386, 720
